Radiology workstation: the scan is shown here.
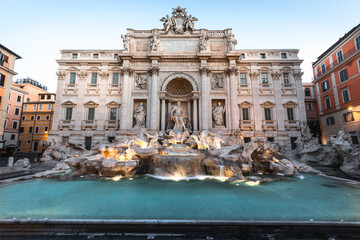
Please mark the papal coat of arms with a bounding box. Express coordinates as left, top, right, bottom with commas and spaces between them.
160, 6, 198, 34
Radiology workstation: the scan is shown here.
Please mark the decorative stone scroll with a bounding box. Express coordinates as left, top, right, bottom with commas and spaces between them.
148, 66, 160, 76
160, 6, 198, 34
271, 71, 282, 80
199, 67, 211, 75
249, 71, 259, 80
121, 67, 134, 76
56, 71, 66, 80
293, 71, 303, 80
121, 34, 130, 51
211, 74, 224, 89
100, 71, 109, 80
78, 71, 88, 80
225, 67, 237, 76
134, 75, 147, 89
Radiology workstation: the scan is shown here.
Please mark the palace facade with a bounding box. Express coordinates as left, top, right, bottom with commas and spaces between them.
49, 6, 306, 150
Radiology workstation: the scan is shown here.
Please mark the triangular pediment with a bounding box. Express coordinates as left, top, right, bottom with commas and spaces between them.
61, 100, 76, 106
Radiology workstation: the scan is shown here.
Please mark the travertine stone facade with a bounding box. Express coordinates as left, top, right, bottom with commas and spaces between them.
50, 6, 305, 150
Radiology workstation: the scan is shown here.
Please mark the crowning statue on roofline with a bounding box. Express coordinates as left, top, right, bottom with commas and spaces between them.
160, 6, 198, 34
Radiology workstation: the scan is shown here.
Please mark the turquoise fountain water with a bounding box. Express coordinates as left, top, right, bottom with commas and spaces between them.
1, 174, 360, 221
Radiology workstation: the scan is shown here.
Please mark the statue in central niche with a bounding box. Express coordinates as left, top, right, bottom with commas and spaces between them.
171, 101, 187, 132
212, 102, 226, 127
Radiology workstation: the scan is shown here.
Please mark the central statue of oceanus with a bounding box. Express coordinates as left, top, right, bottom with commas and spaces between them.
170, 101, 187, 132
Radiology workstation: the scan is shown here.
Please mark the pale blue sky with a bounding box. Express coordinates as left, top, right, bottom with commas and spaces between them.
1, 0, 360, 92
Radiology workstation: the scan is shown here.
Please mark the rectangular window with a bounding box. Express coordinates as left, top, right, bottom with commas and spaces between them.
356, 36, 360, 50
33, 104, 37, 110
65, 108, 73, 120
91, 73, 98, 84
260, 53, 266, 59
0, 73, 5, 86
240, 53, 245, 59
35, 126, 39, 133
283, 73, 290, 84
114, 54, 119, 59
48, 104, 51, 110
308, 103, 313, 110
9, 93, 11, 99
10, 134, 15, 140
70, 73, 76, 84
31, 116, 35, 120
343, 112, 355, 122
110, 108, 117, 120
19, 127, 24, 133
342, 89, 350, 103
45, 126, 49, 132
267, 137, 274, 142
325, 97, 331, 109
240, 73, 247, 84
24, 104, 27, 110
321, 80, 329, 92
14, 107, 20, 115
244, 137, 251, 143
22, 116, 25, 120
88, 108, 95, 120
46, 115, 50, 120
29, 126, 33, 133
6, 105, 9, 113
287, 108, 294, 120
72, 53, 78, 59
264, 108, 272, 120
242, 108, 249, 120
17, 95, 22, 102
112, 73, 119, 84
321, 64, 326, 74
39, 104, 42, 110
326, 117, 335, 125
340, 69, 348, 82
37, 115, 41, 120
281, 53, 287, 59
337, 50, 343, 63
4, 119, 7, 128
261, 73, 268, 84
93, 53, 99, 59
12, 121, 18, 129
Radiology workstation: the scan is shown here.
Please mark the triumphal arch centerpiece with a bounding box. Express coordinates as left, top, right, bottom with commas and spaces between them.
51, 6, 306, 150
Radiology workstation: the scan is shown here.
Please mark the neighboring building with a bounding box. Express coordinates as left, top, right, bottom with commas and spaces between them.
18, 93, 56, 152
3, 85, 28, 147
50, 6, 306, 151
303, 82, 318, 121
13, 78, 48, 101
0, 44, 21, 143
312, 23, 360, 145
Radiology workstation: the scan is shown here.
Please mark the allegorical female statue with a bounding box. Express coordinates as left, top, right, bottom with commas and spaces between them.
170, 101, 187, 132
212, 102, 226, 127
134, 102, 146, 126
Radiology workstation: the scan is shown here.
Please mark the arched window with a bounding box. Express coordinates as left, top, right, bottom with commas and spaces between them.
304, 88, 311, 96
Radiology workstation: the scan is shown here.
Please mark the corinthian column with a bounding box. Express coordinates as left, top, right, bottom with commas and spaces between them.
199, 67, 211, 130
119, 67, 134, 130
226, 67, 239, 131
148, 66, 160, 130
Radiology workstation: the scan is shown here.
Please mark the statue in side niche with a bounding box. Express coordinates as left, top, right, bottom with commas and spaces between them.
134, 103, 146, 126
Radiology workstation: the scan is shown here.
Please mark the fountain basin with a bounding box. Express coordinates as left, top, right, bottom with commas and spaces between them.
1, 174, 360, 221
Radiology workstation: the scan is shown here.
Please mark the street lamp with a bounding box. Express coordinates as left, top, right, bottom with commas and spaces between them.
348, 106, 360, 113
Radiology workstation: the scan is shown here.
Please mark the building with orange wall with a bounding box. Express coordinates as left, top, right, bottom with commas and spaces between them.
302, 82, 319, 121
3, 85, 28, 147
18, 93, 56, 152
0, 44, 21, 145
312, 23, 360, 145
13, 78, 48, 101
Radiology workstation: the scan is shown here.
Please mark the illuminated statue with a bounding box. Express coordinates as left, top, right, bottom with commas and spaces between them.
170, 101, 187, 132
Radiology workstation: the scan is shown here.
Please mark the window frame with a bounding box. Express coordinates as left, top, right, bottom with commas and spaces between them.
91, 73, 98, 84
337, 50, 344, 63
339, 68, 348, 82
69, 73, 76, 84
321, 63, 326, 74
240, 73, 247, 85
342, 88, 350, 103
12, 120, 18, 129
304, 88, 311, 96
264, 108, 272, 120
14, 107, 20, 116
261, 73, 268, 84
260, 53, 266, 59
64, 107, 73, 120
109, 108, 117, 120
112, 73, 119, 85
325, 96, 331, 109
281, 53, 287, 59
16, 95, 22, 102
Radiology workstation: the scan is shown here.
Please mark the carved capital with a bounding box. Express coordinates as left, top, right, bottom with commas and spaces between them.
121, 67, 134, 76
199, 67, 211, 75
56, 71, 66, 80
100, 71, 109, 79
271, 71, 282, 80
249, 71, 259, 80
293, 71, 303, 80
78, 71, 88, 80
224, 67, 237, 76
148, 66, 160, 76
